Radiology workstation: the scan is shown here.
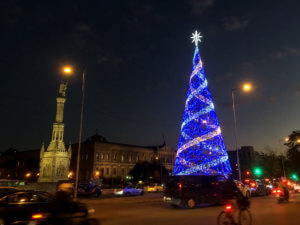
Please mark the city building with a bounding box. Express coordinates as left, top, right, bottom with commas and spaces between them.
227, 146, 262, 179
70, 133, 176, 181
0, 134, 176, 183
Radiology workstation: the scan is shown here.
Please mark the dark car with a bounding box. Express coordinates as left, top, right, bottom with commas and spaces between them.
0, 187, 19, 199
163, 175, 227, 209
78, 184, 102, 198
0, 190, 91, 225
249, 180, 270, 196
57, 180, 102, 198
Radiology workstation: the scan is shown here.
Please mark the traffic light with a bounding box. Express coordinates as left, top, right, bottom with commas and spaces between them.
253, 167, 262, 176
291, 173, 298, 180
245, 171, 250, 176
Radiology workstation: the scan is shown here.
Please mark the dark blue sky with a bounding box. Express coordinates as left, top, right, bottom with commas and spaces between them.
1, 0, 300, 154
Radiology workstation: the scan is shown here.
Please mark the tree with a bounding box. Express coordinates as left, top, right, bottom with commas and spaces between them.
173, 32, 231, 177
129, 161, 168, 183
284, 130, 300, 175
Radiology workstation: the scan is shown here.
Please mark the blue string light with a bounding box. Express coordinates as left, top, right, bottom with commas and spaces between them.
173, 45, 232, 177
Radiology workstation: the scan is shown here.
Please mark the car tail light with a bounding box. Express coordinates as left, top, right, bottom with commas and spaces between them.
272, 189, 277, 194
32, 214, 43, 219
277, 190, 281, 193
244, 179, 250, 183
225, 205, 232, 212
250, 182, 256, 188
178, 183, 182, 191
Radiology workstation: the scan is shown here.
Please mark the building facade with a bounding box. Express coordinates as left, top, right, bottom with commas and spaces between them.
0, 134, 176, 183
227, 146, 263, 179
70, 134, 176, 181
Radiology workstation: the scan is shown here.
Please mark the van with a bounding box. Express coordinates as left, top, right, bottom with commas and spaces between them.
163, 175, 226, 208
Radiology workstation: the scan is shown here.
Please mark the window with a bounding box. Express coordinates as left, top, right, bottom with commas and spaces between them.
107, 153, 110, 160
113, 168, 117, 176
101, 153, 104, 160
95, 153, 99, 161
101, 168, 104, 176
136, 154, 139, 162
121, 153, 124, 162
106, 168, 109, 175
121, 168, 125, 176
143, 154, 146, 161
114, 153, 117, 161
129, 153, 132, 162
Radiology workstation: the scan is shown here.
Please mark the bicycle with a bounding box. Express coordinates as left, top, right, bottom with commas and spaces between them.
217, 204, 252, 225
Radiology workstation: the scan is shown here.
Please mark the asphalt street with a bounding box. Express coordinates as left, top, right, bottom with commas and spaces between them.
83, 192, 300, 225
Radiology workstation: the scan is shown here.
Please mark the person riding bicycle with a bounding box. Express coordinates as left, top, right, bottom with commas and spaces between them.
221, 175, 250, 224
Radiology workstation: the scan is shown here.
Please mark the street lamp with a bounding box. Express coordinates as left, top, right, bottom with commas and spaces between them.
231, 82, 252, 181
62, 65, 86, 200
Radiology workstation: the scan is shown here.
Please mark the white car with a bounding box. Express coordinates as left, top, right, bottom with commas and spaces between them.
114, 185, 144, 196
234, 180, 251, 198
294, 182, 300, 193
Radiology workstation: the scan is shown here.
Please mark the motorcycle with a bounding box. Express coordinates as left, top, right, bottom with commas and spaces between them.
272, 188, 289, 203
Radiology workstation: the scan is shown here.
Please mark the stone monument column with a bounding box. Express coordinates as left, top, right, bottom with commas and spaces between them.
38, 80, 72, 183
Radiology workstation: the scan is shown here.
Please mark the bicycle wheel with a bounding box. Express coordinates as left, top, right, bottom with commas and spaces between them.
217, 211, 233, 225
239, 208, 252, 225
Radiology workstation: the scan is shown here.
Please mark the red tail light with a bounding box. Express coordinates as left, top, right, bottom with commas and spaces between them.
32, 214, 43, 219
225, 205, 232, 212
244, 179, 250, 183
277, 190, 281, 193
250, 182, 256, 188
272, 190, 276, 194
178, 183, 182, 191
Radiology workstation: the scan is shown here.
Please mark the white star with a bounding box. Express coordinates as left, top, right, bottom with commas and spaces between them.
191, 30, 202, 46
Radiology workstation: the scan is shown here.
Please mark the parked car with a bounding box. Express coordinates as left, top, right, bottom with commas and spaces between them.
234, 180, 251, 198
163, 175, 227, 209
0, 190, 92, 225
147, 183, 163, 192
249, 180, 269, 196
114, 185, 144, 196
0, 187, 20, 199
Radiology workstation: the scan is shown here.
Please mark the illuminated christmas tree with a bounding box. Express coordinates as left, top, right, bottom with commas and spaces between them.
173, 31, 231, 177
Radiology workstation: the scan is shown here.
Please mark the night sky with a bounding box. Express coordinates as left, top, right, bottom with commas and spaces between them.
1, 0, 300, 154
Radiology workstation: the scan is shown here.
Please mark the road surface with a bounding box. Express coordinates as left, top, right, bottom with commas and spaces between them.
83, 192, 300, 225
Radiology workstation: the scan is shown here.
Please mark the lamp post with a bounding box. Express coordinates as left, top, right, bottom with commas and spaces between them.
62, 66, 86, 199
231, 83, 252, 181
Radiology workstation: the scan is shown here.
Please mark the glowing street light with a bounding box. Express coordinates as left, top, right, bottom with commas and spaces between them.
285, 137, 289, 142
62, 66, 73, 75
25, 173, 31, 178
231, 82, 253, 181
242, 83, 252, 92
68, 172, 73, 178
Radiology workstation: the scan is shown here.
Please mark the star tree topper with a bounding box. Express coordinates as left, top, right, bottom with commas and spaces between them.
191, 30, 202, 46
